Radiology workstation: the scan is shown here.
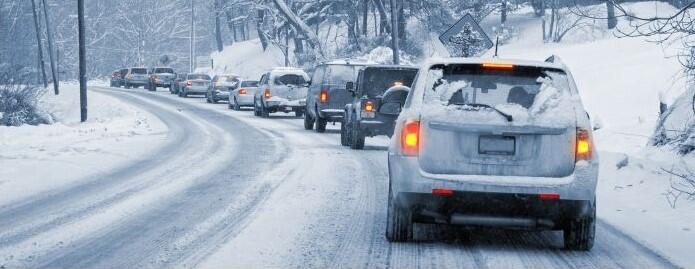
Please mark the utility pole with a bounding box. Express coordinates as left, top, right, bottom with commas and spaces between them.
41, 0, 59, 95
190, 0, 195, 72
78, 0, 87, 122
389, 0, 400, 65
30, 0, 47, 88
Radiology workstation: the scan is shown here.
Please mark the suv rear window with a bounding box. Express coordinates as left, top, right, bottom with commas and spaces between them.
360, 68, 418, 97
424, 64, 570, 110
274, 74, 307, 86
241, 81, 258, 87
131, 68, 147, 74
154, 68, 174, 74
326, 65, 360, 85
188, 74, 211, 80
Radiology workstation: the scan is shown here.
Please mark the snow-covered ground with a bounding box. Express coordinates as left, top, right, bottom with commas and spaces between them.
0, 82, 168, 206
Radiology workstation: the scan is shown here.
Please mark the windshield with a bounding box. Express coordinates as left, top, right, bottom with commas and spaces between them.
154, 68, 174, 74
274, 74, 307, 86
360, 68, 418, 97
327, 65, 360, 85
188, 74, 211, 80
241, 81, 258, 87
424, 64, 570, 109
131, 68, 147, 74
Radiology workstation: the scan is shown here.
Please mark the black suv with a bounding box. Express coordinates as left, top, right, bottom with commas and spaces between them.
341, 65, 418, 149
304, 61, 366, 133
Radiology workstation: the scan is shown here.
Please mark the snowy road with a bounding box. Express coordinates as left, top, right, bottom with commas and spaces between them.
0, 86, 679, 268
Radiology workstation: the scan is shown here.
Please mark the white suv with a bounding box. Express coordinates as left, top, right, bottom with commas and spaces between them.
386, 56, 599, 251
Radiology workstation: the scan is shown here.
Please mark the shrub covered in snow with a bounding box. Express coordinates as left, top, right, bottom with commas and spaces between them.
652, 88, 695, 154
0, 73, 52, 127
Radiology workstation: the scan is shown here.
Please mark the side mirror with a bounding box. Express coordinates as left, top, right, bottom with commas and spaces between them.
346, 81, 355, 93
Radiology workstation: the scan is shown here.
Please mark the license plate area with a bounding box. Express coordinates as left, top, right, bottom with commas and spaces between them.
478, 135, 516, 156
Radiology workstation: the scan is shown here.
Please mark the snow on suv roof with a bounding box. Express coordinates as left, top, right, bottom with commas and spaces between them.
422, 57, 566, 71
322, 59, 371, 65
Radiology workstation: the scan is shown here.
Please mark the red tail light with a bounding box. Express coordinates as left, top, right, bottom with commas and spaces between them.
264, 88, 271, 99
432, 188, 454, 197
539, 193, 560, 201
319, 89, 329, 103
401, 120, 420, 156
576, 128, 592, 161
238, 88, 247, 95
186, 80, 192, 86
363, 100, 375, 112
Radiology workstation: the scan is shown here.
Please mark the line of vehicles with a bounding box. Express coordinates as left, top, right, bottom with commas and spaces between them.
109, 56, 599, 251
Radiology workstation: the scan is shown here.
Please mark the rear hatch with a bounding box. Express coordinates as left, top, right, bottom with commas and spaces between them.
359, 66, 418, 112
324, 64, 362, 109
418, 63, 578, 178
272, 73, 309, 101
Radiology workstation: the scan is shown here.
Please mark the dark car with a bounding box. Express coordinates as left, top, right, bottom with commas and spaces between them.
170, 73, 187, 94
341, 65, 419, 149
110, 70, 121, 87
207, 74, 240, 104
147, 67, 176, 92
304, 61, 366, 133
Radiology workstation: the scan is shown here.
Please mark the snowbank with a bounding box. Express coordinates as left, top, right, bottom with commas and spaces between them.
210, 39, 286, 81
653, 87, 695, 154
0, 83, 168, 206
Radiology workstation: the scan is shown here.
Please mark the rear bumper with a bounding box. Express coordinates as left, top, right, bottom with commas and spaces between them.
358, 118, 395, 137
212, 90, 229, 99
397, 191, 593, 230
184, 86, 208, 94
388, 154, 598, 202
126, 80, 148, 86
234, 94, 254, 106
266, 97, 306, 110
319, 108, 344, 121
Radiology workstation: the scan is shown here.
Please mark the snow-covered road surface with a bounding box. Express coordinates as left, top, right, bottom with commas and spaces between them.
0, 86, 679, 268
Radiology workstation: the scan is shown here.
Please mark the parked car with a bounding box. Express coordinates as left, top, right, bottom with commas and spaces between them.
228, 79, 259, 110
123, 67, 150, 89
170, 73, 187, 94
178, 73, 212, 98
304, 61, 366, 132
207, 74, 240, 104
147, 67, 176, 92
341, 65, 419, 149
110, 70, 122, 87
253, 68, 310, 118
385, 57, 599, 252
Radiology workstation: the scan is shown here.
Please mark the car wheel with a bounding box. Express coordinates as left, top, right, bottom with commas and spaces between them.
125, 83, 131, 89
261, 101, 270, 118
233, 98, 241, 111
253, 98, 260, 116
350, 114, 365, 149
315, 108, 327, 133
211, 94, 218, 104
564, 201, 596, 251
303, 111, 314, 130
385, 186, 413, 242
340, 117, 350, 146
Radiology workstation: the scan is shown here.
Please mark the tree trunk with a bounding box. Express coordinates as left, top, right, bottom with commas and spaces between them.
257, 9, 268, 50
501, 0, 508, 25
390, 0, 399, 64
374, 0, 391, 34
30, 0, 47, 87
606, 1, 617, 29
272, 0, 323, 56
548, 2, 556, 42
362, 0, 369, 36
41, 0, 58, 95
214, 0, 224, 52
398, 1, 405, 40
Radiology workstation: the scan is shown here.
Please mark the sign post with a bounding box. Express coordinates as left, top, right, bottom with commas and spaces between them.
439, 14, 494, 57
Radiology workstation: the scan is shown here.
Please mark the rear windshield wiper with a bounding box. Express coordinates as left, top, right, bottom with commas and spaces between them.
458, 103, 513, 122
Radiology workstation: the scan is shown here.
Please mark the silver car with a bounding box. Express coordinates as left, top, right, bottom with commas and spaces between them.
253, 68, 309, 118
386, 57, 599, 251
178, 73, 211, 98
229, 79, 259, 110
207, 74, 240, 104
123, 67, 149, 89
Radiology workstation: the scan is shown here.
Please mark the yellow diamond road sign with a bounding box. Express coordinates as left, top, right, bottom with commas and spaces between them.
439, 14, 494, 57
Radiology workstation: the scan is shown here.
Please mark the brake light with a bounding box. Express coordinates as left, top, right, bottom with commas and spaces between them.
363, 100, 375, 112
432, 188, 454, 197
264, 88, 271, 99
401, 120, 420, 156
238, 88, 247, 95
186, 80, 192, 86
576, 128, 592, 161
482, 62, 514, 70
320, 89, 329, 103
539, 193, 560, 201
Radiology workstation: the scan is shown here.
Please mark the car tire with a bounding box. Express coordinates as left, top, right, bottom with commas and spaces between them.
350, 114, 365, 149
148, 83, 156, 92
261, 101, 270, 118
304, 111, 314, 130
564, 202, 596, 251
233, 98, 241, 111
125, 83, 131, 89
385, 187, 413, 242
340, 116, 350, 146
